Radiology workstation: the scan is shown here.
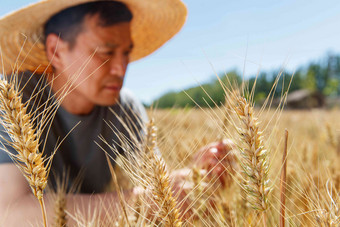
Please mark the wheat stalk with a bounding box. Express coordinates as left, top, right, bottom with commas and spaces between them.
229, 91, 271, 225
279, 129, 288, 227
142, 119, 182, 227
105, 154, 131, 227
53, 192, 67, 227
99, 117, 182, 226
51, 172, 72, 227
0, 78, 51, 227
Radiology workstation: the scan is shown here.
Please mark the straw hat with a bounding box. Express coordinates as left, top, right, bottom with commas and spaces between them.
0, 0, 187, 75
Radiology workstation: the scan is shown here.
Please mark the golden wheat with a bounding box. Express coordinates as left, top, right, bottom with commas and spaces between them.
0, 77, 51, 226
53, 191, 67, 227
223, 90, 271, 226
140, 120, 182, 227
0, 79, 47, 199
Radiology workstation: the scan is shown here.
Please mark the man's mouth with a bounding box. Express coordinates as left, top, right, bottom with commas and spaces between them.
104, 84, 122, 92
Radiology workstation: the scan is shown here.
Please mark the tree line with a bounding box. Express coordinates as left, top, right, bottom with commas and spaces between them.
151, 53, 340, 108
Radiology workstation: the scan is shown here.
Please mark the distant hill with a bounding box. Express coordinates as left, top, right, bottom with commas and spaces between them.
151, 53, 340, 108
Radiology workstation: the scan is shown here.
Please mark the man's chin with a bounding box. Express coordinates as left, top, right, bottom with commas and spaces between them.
98, 97, 120, 106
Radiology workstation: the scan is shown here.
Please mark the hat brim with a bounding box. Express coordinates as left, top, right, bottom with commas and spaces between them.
0, 0, 187, 74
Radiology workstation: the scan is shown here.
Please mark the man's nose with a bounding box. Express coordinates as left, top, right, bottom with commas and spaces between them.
109, 54, 126, 77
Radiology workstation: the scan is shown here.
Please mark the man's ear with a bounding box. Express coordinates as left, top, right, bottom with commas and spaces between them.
45, 34, 68, 69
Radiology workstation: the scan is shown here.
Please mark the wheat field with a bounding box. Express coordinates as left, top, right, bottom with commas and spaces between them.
110, 103, 340, 226
1, 71, 340, 226
150, 106, 340, 226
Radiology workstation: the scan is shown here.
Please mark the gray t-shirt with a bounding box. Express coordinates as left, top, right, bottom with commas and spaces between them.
0, 72, 147, 193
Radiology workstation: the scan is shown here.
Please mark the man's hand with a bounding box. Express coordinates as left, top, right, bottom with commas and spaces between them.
168, 139, 238, 220
192, 139, 238, 187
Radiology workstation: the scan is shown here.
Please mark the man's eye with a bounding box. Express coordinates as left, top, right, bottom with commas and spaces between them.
102, 51, 113, 56
97, 50, 113, 56
124, 50, 131, 56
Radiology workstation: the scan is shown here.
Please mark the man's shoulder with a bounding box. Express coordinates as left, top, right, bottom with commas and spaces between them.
113, 88, 148, 122
119, 88, 140, 105
118, 88, 144, 110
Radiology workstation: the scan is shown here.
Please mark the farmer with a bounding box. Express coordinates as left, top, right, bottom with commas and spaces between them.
0, 0, 235, 225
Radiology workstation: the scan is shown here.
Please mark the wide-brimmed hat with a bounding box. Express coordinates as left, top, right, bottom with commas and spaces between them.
0, 0, 187, 75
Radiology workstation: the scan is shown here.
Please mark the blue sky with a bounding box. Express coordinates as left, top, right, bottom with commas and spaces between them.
1, 0, 340, 104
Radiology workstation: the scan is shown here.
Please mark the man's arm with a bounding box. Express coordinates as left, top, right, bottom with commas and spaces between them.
0, 163, 134, 226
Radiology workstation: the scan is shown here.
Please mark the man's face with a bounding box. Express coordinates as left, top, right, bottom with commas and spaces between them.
52, 15, 133, 111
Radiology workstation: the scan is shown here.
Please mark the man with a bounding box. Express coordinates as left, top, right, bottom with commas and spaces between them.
0, 0, 234, 225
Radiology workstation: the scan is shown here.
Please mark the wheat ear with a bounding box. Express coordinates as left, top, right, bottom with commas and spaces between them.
98, 113, 182, 226
230, 92, 270, 225
143, 119, 182, 227
53, 191, 67, 227
52, 172, 71, 227
0, 78, 49, 226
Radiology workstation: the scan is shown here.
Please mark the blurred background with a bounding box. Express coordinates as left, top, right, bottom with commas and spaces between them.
2, 0, 340, 107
